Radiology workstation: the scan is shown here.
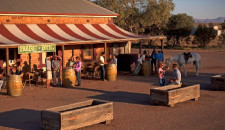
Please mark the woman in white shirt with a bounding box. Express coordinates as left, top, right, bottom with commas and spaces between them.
100, 52, 107, 81
133, 51, 147, 75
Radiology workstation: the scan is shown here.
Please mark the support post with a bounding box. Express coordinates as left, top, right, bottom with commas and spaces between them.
29, 53, 31, 71
161, 39, 164, 51
6, 47, 9, 76
125, 41, 131, 54
61, 45, 64, 86
139, 41, 142, 54
62, 45, 65, 68
149, 40, 153, 49
128, 41, 131, 53
104, 42, 107, 60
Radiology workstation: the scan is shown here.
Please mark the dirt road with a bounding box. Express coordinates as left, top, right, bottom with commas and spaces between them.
0, 49, 225, 130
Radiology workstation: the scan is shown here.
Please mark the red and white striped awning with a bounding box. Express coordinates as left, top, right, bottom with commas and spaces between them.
0, 24, 145, 46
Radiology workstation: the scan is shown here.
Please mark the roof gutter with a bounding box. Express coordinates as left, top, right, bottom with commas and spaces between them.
0, 14, 118, 18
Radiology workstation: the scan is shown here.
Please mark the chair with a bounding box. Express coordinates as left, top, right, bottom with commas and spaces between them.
93, 66, 100, 78
37, 69, 45, 85
23, 72, 35, 87
0, 78, 6, 91
86, 64, 95, 79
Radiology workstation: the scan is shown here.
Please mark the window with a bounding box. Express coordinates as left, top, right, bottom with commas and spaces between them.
9, 49, 17, 65
83, 45, 93, 60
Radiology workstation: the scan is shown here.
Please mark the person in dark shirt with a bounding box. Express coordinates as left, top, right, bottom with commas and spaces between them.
151, 49, 157, 75
52, 55, 62, 87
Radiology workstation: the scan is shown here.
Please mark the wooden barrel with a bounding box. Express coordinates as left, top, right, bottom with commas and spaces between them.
62, 69, 76, 87
141, 61, 151, 76
7, 75, 23, 96
105, 64, 117, 81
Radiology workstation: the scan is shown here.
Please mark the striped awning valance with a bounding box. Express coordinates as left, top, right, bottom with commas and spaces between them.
0, 24, 145, 46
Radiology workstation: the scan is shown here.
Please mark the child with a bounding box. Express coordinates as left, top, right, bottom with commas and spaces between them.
158, 63, 166, 86
169, 64, 181, 85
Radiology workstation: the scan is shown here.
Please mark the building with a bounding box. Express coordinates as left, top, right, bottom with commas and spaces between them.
0, 0, 165, 75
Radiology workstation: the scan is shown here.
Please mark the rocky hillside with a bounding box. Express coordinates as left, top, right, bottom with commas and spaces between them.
194, 17, 225, 23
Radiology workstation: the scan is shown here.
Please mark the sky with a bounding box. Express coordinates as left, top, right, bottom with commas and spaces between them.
172, 0, 225, 19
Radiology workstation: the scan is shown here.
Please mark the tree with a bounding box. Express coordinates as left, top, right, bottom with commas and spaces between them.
221, 20, 225, 30
194, 24, 217, 47
219, 21, 225, 45
92, 0, 174, 35
141, 0, 175, 35
165, 13, 194, 46
219, 32, 225, 45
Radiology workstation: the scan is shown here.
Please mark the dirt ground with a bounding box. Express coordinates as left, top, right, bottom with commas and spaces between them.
0, 49, 225, 130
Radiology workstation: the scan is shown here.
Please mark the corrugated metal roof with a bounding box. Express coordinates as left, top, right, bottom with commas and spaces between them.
0, 0, 118, 16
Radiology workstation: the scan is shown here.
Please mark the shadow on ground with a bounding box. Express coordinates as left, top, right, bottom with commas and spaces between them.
118, 71, 217, 90
73, 87, 151, 106
0, 109, 41, 130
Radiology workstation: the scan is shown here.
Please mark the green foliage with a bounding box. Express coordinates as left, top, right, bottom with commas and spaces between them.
221, 20, 225, 30
165, 13, 194, 46
194, 24, 217, 47
219, 32, 225, 45
93, 0, 174, 35
219, 21, 225, 45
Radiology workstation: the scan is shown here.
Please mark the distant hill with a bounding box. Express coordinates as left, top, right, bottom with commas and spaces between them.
194, 17, 225, 23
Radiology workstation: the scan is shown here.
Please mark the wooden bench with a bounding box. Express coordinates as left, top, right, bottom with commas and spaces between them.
211, 74, 225, 90
150, 83, 200, 107
41, 100, 113, 130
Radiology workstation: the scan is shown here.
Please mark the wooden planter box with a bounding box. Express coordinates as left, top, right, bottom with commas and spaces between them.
41, 100, 113, 130
211, 74, 225, 90
150, 83, 200, 107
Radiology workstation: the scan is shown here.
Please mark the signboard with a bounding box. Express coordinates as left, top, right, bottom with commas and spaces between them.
18, 44, 56, 54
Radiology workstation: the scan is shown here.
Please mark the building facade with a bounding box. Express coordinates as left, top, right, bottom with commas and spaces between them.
0, 0, 164, 75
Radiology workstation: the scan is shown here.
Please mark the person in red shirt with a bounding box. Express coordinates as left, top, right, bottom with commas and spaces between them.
158, 63, 166, 86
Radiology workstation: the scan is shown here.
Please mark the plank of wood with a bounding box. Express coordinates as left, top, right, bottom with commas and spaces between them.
152, 84, 182, 91
212, 82, 225, 86
47, 100, 94, 112
61, 108, 113, 129
168, 86, 200, 105
42, 124, 60, 130
61, 102, 113, 120
151, 84, 200, 107
41, 110, 60, 119
41, 117, 60, 127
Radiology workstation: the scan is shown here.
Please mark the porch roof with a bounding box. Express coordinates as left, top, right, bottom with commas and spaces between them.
0, 23, 166, 47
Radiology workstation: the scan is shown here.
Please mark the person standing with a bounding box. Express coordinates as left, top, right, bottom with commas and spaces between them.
100, 52, 107, 81
52, 55, 62, 87
74, 56, 81, 86
158, 63, 166, 86
157, 51, 164, 67
69, 56, 74, 69
145, 51, 151, 61
151, 49, 157, 75
46, 56, 52, 88
133, 51, 147, 75
110, 54, 117, 66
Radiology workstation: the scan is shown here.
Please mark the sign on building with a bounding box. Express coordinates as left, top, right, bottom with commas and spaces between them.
18, 44, 56, 54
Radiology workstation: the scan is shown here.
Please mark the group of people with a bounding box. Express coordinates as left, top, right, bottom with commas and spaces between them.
158, 63, 181, 86
45, 55, 82, 88
45, 52, 118, 88
132, 49, 181, 87
133, 49, 164, 75
0, 62, 23, 79
99, 52, 117, 81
